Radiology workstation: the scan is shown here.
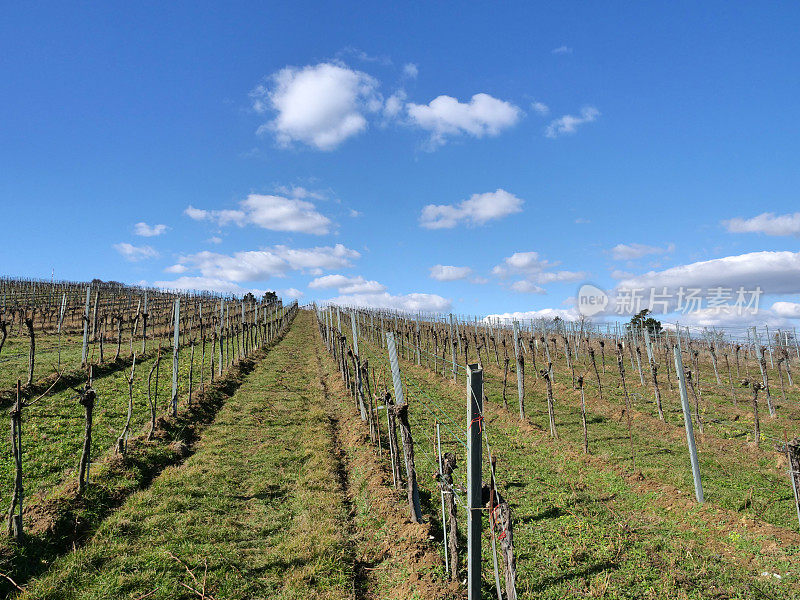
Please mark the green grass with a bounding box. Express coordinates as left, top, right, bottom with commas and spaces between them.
480, 352, 800, 531
19, 311, 352, 600
337, 322, 800, 598
17, 313, 800, 598
377, 328, 800, 532
0, 322, 247, 396
0, 339, 218, 517
0, 334, 84, 391
0, 319, 288, 597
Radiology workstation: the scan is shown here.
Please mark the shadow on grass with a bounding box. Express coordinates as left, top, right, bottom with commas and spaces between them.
532, 560, 619, 592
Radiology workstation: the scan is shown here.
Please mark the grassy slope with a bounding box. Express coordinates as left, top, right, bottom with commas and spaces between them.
0, 322, 289, 596
346, 326, 800, 598
0, 339, 216, 517
0, 334, 83, 390
19, 311, 351, 599
476, 348, 800, 531
380, 328, 800, 531
20, 311, 457, 600
0, 329, 156, 391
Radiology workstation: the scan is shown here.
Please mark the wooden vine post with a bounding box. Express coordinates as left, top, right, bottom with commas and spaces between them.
577, 375, 588, 453
588, 347, 602, 401
78, 369, 96, 494
489, 462, 517, 600
81, 286, 91, 367
467, 363, 483, 600
386, 332, 422, 523
440, 450, 459, 579
116, 356, 136, 454
512, 321, 524, 419
644, 329, 664, 420
25, 315, 35, 387
171, 298, 180, 417
385, 392, 403, 490
616, 343, 636, 469
8, 381, 23, 541
784, 436, 800, 531
541, 367, 558, 439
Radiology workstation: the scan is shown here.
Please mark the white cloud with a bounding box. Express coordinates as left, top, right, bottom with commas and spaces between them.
308, 274, 386, 294
337, 47, 392, 66
184, 206, 208, 220
429, 265, 473, 281
531, 101, 549, 115
491, 251, 557, 277
133, 222, 168, 237
610, 269, 634, 280
164, 264, 187, 274
185, 194, 331, 235
486, 307, 578, 322
407, 93, 521, 147
383, 90, 407, 119
534, 270, 587, 283
170, 244, 360, 282
327, 291, 451, 313
307, 274, 353, 289
493, 252, 583, 291
771, 301, 800, 318
675, 306, 794, 328
240, 194, 331, 234
153, 276, 266, 296
402, 63, 418, 78
339, 280, 386, 294
510, 280, 546, 294
610, 242, 674, 261
420, 189, 523, 229
274, 184, 327, 200
251, 62, 381, 150
551, 46, 573, 55
113, 243, 159, 262
279, 287, 304, 299
617, 251, 800, 295
545, 106, 599, 138
723, 212, 800, 237
207, 236, 222, 244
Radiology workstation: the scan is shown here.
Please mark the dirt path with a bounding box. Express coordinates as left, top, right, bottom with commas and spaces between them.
312, 317, 461, 600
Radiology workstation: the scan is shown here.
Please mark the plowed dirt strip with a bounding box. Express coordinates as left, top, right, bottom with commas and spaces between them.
312, 320, 461, 600
20, 311, 351, 600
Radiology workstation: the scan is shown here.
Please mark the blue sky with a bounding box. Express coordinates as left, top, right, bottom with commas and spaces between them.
3, 2, 800, 326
